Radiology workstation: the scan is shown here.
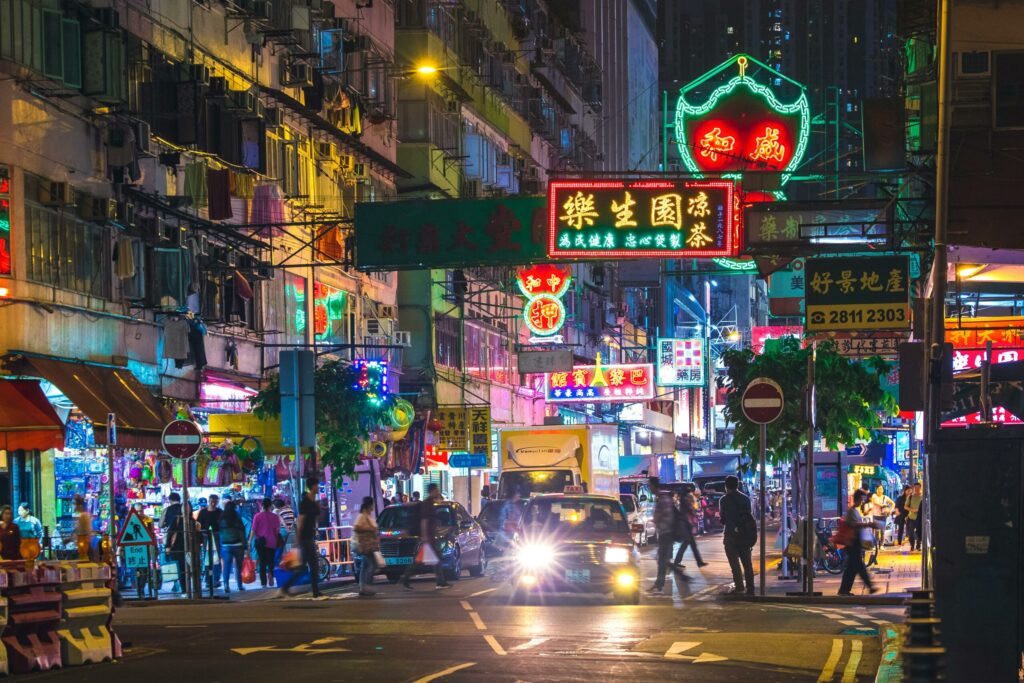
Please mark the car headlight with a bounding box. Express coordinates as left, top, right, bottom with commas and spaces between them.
517, 543, 556, 569
604, 546, 630, 564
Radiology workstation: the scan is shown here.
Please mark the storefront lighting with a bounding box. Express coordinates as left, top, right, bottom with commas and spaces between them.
0, 286, 8, 297
415, 64, 438, 75
956, 264, 985, 279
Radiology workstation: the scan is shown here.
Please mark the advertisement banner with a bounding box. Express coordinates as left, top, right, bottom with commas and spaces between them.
656, 338, 705, 387
805, 255, 911, 332
544, 362, 656, 403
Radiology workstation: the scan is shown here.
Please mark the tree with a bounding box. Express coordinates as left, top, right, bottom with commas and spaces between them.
719, 337, 898, 466
250, 359, 397, 481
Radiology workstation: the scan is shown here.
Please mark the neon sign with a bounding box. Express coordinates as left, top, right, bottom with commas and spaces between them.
544, 354, 656, 403
0, 166, 10, 276
516, 264, 571, 338
656, 338, 705, 388
312, 282, 347, 341
353, 359, 389, 407
674, 54, 810, 183
547, 180, 737, 259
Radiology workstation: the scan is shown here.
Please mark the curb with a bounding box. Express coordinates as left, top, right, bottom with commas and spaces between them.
720, 594, 908, 606
122, 577, 356, 606
874, 624, 904, 683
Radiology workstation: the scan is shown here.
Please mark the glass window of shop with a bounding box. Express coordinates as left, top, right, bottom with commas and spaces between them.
0, 450, 42, 519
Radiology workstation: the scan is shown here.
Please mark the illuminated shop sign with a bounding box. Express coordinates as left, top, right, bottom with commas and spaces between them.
544, 356, 656, 403
313, 282, 347, 341
516, 264, 571, 340
353, 359, 389, 406
0, 165, 10, 276
547, 180, 736, 259
656, 338, 705, 387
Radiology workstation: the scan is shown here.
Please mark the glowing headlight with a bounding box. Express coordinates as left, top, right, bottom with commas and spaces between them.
517, 543, 556, 569
604, 546, 630, 564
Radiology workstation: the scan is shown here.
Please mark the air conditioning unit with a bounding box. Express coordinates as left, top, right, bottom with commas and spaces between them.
393, 331, 412, 348
281, 61, 313, 87
190, 63, 211, 85
135, 120, 153, 156
226, 88, 254, 112
445, 99, 460, 114
377, 304, 396, 319
253, 0, 272, 20
463, 179, 482, 198
338, 154, 354, 172
255, 263, 276, 280
352, 162, 367, 178
263, 107, 282, 128
207, 76, 228, 98
315, 141, 336, 161
42, 181, 74, 206
80, 197, 116, 221
365, 318, 383, 336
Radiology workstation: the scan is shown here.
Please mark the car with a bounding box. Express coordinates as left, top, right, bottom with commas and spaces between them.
619, 493, 655, 545
476, 498, 528, 557
377, 501, 486, 582
509, 493, 641, 605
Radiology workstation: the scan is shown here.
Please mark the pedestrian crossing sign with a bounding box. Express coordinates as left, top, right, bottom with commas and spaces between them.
116, 508, 157, 546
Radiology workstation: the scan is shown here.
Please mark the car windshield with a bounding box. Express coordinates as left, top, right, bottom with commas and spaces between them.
619, 495, 636, 512
377, 504, 456, 531
499, 470, 575, 498
522, 498, 629, 537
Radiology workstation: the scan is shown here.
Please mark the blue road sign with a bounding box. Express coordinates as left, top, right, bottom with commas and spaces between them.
448, 453, 488, 469
845, 444, 866, 457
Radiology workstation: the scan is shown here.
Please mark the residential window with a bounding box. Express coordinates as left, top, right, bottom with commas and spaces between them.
994, 52, 1024, 128
25, 202, 111, 298
434, 314, 462, 369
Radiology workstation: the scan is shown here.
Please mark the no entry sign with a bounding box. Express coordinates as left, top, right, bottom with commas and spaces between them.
741, 378, 785, 424
161, 419, 203, 459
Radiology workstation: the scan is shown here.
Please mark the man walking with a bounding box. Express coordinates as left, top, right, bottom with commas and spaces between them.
672, 491, 708, 570
647, 477, 677, 593
720, 476, 755, 595
905, 482, 924, 551
869, 485, 895, 556
279, 477, 324, 599
893, 484, 911, 547
402, 483, 451, 590
197, 494, 222, 590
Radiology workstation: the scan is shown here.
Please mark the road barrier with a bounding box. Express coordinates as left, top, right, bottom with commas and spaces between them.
53, 562, 113, 665
2, 565, 62, 673
902, 588, 946, 681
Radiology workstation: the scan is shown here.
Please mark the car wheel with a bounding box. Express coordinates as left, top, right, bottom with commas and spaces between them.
469, 551, 487, 577
615, 589, 640, 605
446, 546, 462, 581
384, 571, 402, 583
317, 554, 331, 583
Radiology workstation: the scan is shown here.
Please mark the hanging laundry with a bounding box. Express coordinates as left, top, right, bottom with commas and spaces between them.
183, 162, 208, 208
250, 183, 285, 234
115, 237, 136, 279
163, 318, 190, 360
232, 269, 253, 301
207, 168, 233, 220
229, 171, 255, 199
186, 318, 208, 371
107, 124, 140, 182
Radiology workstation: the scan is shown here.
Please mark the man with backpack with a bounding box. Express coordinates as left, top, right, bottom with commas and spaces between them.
719, 475, 756, 595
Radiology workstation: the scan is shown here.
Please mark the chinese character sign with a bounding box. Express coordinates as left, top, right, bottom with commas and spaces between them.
804, 255, 911, 333
467, 406, 491, 458
751, 326, 804, 353
656, 338, 705, 387
547, 180, 737, 259
435, 406, 469, 451
945, 318, 1024, 349
0, 166, 10, 276
516, 265, 571, 338
674, 55, 810, 181
950, 347, 1023, 372
312, 282, 346, 341
544, 362, 656, 404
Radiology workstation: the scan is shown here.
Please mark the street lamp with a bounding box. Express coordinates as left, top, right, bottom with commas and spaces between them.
415, 64, 438, 76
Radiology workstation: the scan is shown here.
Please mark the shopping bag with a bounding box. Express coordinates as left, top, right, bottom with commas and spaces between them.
241, 557, 256, 584
831, 519, 855, 547
279, 549, 301, 570
372, 551, 386, 568
416, 543, 439, 566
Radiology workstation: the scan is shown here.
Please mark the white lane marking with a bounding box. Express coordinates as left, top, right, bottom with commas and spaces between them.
841, 640, 863, 682
817, 638, 844, 682
468, 587, 499, 598
510, 638, 549, 652
838, 620, 863, 626
822, 613, 844, 620
459, 600, 473, 611
484, 635, 507, 656
468, 611, 487, 631
412, 662, 477, 683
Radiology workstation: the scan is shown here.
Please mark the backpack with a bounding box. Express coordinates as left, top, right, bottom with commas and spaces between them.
738, 510, 758, 548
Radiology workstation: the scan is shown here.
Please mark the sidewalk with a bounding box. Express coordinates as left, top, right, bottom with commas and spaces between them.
728, 545, 923, 605
121, 573, 358, 605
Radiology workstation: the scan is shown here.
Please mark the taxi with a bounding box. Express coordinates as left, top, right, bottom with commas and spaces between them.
509, 491, 641, 605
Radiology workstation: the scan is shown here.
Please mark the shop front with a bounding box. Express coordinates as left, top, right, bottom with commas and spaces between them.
0, 379, 63, 524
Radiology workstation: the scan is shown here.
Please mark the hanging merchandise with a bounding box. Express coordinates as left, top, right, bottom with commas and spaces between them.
390, 399, 415, 430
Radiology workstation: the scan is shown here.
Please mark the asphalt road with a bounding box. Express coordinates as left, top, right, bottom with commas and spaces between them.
27, 536, 901, 683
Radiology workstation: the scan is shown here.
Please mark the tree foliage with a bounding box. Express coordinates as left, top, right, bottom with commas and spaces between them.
719, 337, 898, 465
250, 359, 396, 481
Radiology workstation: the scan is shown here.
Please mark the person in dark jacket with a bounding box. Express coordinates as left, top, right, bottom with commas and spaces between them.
401, 483, 450, 590
0, 506, 22, 560
673, 492, 708, 570
893, 484, 911, 547
160, 492, 187, 592
647, 477, 679, 593
219, 501, 247, 593
719, 475, 755, 595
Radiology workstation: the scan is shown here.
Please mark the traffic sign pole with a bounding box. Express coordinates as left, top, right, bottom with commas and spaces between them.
741, 378, 784, 598
760, 422, 767, 597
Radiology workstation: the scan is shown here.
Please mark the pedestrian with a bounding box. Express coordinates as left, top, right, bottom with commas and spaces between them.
869, 485, 895, 551
412, 491, 421, 503
905, 482, 924, 551
219, 500, 247, 594
279, 477, 324, 599
273, 497, 295, 536
499, 489, 523, 550
16, 503, 42, 539
673, 492, 708, 570
74, 495, 93, 560
353, 496, 379, 597
197, 494, 222, 590
401, 483, 451, 590
401, 494, 410, 504
647, 477, 677, 593
838, 489, 881, 595
250, 498, 282, 588
893, 484, 911, 547
160, 492, 187, 592
0, 506, 22, 560
720, 475, 756, 595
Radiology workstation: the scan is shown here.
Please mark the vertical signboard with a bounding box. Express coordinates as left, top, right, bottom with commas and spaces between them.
656, 338, 705, 387
467, 406, 491, 460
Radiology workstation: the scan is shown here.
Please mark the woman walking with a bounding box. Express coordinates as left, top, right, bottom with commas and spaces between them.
838, 489, 881, 596
353, 497, 380, 597
219, 501, 247, 593
0, 506, 22, 560
250, 498, 283, 588
672, 492, 708, 570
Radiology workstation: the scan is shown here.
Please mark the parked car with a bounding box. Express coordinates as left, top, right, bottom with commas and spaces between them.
377, 501, 486, 582
619, 493, 655, 546
476, 498, 528, 557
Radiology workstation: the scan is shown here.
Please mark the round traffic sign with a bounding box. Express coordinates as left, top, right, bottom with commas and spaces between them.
741, 378, 785, 424
161, 419, 204, 459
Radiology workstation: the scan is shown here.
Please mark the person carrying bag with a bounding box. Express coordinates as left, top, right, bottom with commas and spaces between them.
353, 497, 381, 597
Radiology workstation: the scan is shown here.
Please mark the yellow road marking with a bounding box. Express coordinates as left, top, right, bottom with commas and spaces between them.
484, 635, 507, 656
459, 600, 473, 611
468, 611, 487, 631
841, 639, 863, 683
817, 638, 844, 682
412, 662, 477, 683
467, 587, 499, 598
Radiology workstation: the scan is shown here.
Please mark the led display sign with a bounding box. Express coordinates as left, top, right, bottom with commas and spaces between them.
544, 355, 656, 403
516, 264, 571, 339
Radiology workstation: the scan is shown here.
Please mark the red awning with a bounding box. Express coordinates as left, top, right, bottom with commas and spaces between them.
0, 380, 64, 451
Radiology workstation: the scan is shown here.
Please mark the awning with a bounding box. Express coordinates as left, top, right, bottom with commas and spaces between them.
0, 380, 64, 451
6, 354, 173, 449
207, 413, 289, 455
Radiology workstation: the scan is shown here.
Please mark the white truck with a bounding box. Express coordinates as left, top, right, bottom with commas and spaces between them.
496, 425, 620, 498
